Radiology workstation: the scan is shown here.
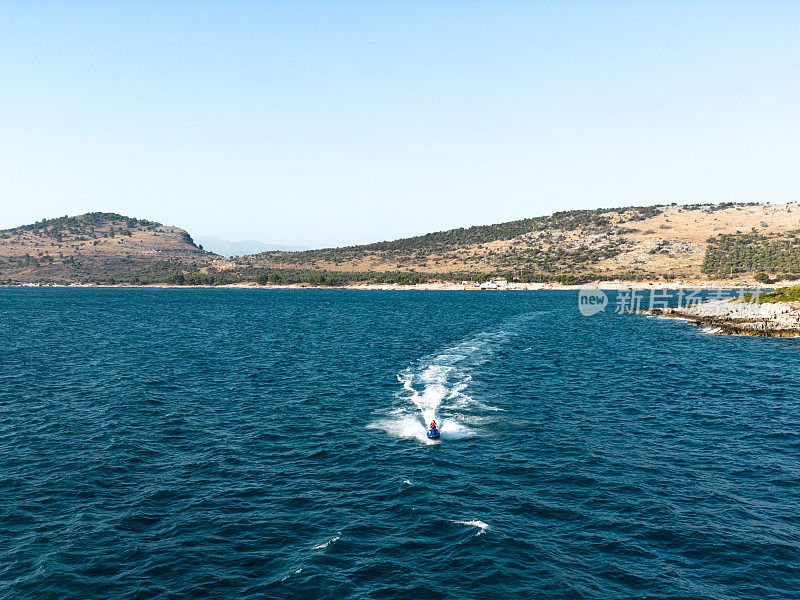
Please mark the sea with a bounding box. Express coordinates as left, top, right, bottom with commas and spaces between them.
1, 288, 799, 599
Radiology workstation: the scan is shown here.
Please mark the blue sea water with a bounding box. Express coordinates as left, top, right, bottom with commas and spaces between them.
1, 288, 799, 599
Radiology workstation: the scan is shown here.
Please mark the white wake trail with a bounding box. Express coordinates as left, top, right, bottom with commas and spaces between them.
372, 314, 535, 443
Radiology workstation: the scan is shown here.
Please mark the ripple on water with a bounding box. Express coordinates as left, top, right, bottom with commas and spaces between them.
1, 289, 799, 599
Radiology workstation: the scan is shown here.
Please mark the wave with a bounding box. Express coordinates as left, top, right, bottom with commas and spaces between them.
311, 532, 341, 550
451, 519, 489, 536
280, 568, 303, 582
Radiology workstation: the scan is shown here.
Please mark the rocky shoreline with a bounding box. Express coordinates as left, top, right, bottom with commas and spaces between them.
651, 299, 800, 337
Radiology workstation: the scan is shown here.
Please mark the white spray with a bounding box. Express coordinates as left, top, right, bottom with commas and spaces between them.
372, 314, 535, 443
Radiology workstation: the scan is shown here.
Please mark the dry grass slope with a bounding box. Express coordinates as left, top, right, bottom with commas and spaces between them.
4, 203, 800, 284
0, 212, 210, 283
237, 203, 800, 282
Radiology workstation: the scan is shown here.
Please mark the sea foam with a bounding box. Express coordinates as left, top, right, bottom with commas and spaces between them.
311, 533, 341, 550
373, 315, 534, 443
452, 520, 489, 536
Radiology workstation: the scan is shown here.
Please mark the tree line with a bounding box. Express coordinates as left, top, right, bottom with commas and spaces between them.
79, 261, 653, 287
702, 233, 800, 277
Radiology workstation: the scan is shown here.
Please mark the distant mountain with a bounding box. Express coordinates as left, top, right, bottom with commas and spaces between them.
195, 236, 308, 257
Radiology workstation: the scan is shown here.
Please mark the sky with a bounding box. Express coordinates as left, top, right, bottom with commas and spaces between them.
1, 1, 799, 248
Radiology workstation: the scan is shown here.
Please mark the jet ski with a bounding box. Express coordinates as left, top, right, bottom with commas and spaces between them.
427, 424, 440, 439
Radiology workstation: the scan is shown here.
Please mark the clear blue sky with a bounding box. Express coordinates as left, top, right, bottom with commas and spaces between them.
1, 1, 799, 248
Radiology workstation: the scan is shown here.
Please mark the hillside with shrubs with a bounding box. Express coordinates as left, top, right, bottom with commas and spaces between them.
3, 203, 800, 285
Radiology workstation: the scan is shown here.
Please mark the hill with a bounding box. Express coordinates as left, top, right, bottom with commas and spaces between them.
4, 204, 800, 285
235, 202, 800, 283
0, 213, 210, 284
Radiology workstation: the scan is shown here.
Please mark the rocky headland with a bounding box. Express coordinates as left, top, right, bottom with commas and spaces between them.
651, 288, 800, 337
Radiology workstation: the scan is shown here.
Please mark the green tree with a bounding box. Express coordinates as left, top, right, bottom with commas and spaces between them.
754, 271, 772, 284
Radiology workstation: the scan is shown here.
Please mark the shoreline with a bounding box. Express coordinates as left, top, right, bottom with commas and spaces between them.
2, 280, 784, 291
650, 299, 800, 337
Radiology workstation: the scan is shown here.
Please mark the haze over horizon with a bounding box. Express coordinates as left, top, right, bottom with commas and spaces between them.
2, 1, 799, 248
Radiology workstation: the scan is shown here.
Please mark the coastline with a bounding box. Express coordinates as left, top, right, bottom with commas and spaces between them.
650, 299, 800, 337
3, 280, 782, 291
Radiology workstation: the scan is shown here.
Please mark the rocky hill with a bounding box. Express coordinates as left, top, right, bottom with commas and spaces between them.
0, 213, 210, 284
